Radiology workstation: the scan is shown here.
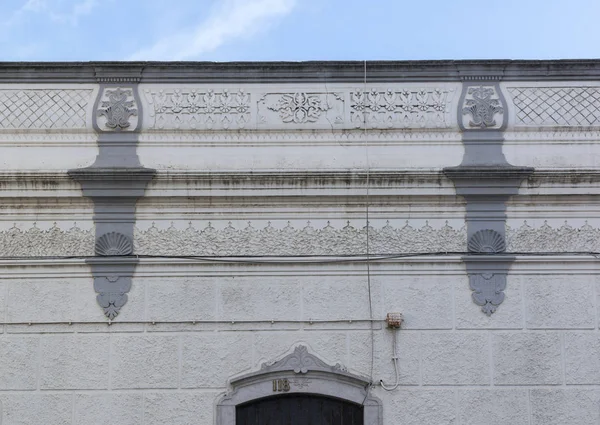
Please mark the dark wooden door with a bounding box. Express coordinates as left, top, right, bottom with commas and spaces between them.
236, 394, 363, 425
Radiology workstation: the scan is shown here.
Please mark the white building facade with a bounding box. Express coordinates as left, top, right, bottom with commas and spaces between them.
1, 60, 599, 424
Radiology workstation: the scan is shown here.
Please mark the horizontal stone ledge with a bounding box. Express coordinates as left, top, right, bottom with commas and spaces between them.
2, 59, 600, 82
7, 168, 600, 179
0, 254, 598, 270
4, 169, 600, 196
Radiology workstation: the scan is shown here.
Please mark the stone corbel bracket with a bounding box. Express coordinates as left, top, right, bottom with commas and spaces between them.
69, 67, 155, 319
445, 79, 533, 315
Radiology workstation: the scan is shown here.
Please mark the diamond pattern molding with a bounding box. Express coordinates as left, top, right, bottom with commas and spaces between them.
0, 89, 92, 129
508, 87, 600, 127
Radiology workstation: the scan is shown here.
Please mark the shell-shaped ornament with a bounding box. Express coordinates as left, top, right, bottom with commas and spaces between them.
95, 232, 133, 256
467, 229, 505, 254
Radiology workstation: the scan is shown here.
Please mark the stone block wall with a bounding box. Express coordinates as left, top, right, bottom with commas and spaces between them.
0, 265, 599, 424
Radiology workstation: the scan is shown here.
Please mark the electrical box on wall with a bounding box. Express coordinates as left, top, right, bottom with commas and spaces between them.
385, 313, 403, 329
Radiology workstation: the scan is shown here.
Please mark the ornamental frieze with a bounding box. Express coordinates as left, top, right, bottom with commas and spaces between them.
0, 223, 94, 257
139, 85, 457, 130
506, 220, 600, 252
2, 84, 600, 132
3, 220, 600, 257
144, 88, 251, 130
135, 220, 467, 256
350, 88, 454, 129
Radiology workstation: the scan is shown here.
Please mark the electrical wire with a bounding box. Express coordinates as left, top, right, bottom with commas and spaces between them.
380, 329, 400, 391
0, 251, 598, 263
359, 59, 377, 406
0, 318, 383, 326
362, 59, 375, 388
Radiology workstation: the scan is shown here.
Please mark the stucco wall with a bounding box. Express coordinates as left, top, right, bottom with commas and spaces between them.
0, 262, 598, 424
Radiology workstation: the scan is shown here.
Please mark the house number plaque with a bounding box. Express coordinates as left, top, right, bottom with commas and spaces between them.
272, 378, 290, 392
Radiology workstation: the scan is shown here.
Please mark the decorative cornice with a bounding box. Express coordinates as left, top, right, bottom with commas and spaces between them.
2, 60, 600, 83
7, 169, 600, 196
443, 165, 535, 181
68, 167, 156, 181
95, 77, 141, 83
504, 131, 600, 141
460, 75, 503, 81
94, 66, 143, 84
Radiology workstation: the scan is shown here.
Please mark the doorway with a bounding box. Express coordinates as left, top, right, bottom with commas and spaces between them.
236, 394, 364, 425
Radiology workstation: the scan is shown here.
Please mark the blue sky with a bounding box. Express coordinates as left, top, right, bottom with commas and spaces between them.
1, 0, 600, 61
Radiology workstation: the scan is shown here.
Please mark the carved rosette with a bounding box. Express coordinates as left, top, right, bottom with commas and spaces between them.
95, 232, 133, 256
267, 92, 329, 123
258, 92, 344, 127
469, 273, 506, 316
461, 85, 504, 129
96, 87, 138, 130
468, 229, 505, 253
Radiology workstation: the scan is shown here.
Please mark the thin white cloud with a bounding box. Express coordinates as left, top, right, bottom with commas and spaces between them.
22, 0, 47, 13
128, 0, 296, 61
6, 0, 99, 27
50, 0, 99, 26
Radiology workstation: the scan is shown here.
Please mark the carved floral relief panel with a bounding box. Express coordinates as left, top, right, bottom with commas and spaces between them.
257, 91, 345, 128
350, 88, 455, 129
96, 87, 139, 131
0, 222, 94, 256
506, 220, 600, 252
139, 84, 459, 131
460, 85, 504, 130
144, 88, 251, 130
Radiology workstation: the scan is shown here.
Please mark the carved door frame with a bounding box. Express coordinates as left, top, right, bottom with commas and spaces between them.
216, 345, 382, 425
